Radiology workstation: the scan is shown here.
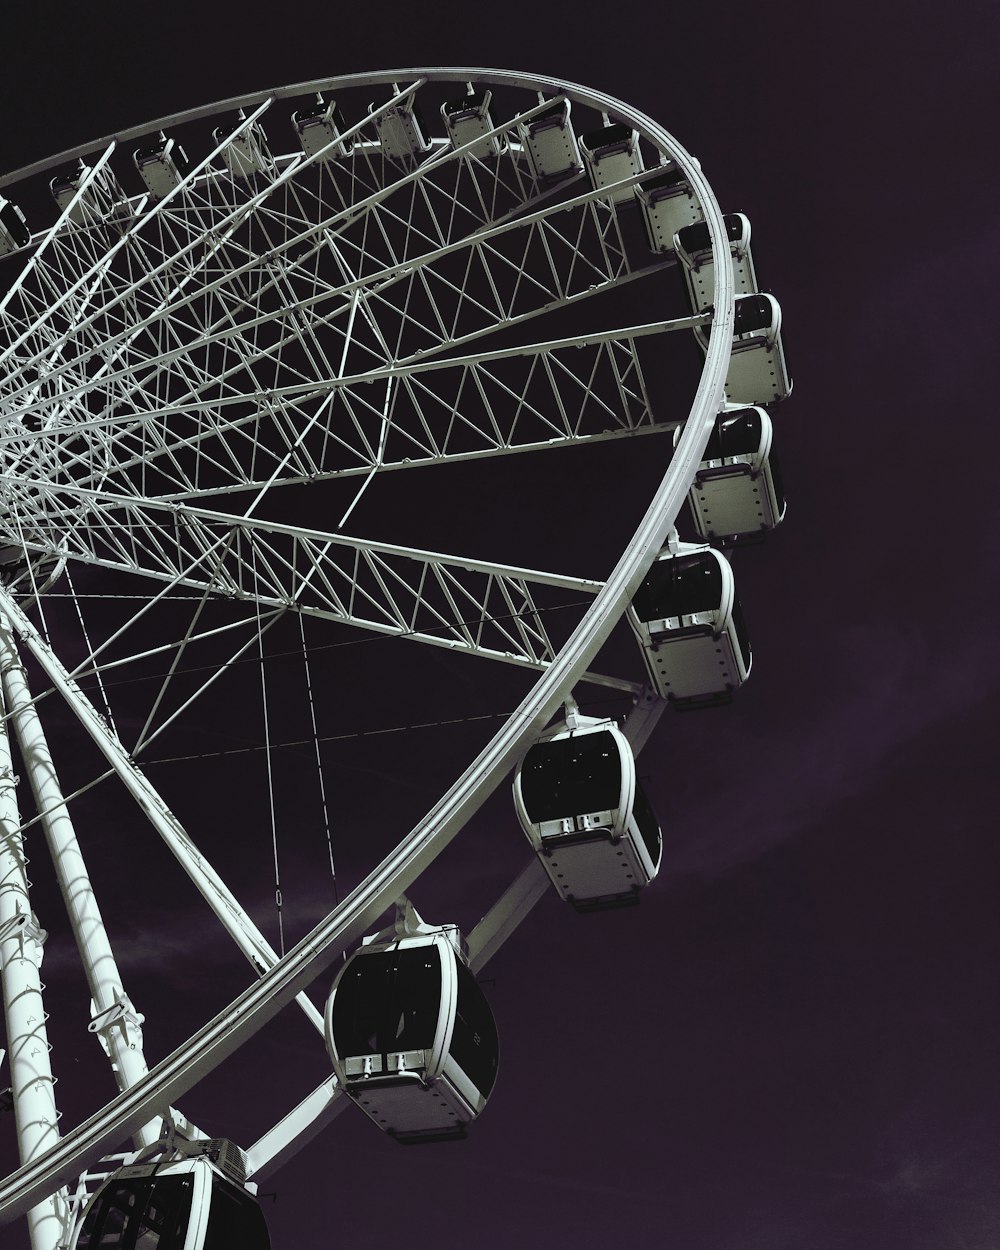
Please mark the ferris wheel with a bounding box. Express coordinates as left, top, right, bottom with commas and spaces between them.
0, 67, 791, 1248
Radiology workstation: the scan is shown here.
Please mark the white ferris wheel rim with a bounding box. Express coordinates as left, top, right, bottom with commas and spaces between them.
0, 66, 735, 1226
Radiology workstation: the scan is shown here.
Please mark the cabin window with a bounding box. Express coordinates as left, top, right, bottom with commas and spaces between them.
78, 1175, 194, 1249
202, 1177, 271, 1250
733, 296, 772, 336
444, 92, 487, 115
449, 959, 499, 1096
333, 947, 442, 1058
582, 123, 632, 152
633, 553, 723, 622
520, 730, 622, 823
715, 410, 762, 458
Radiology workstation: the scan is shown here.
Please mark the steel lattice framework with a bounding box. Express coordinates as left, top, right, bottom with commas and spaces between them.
0, 68, 740, 1249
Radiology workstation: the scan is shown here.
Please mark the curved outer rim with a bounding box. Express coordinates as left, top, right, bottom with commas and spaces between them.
0, 66, 734, 1223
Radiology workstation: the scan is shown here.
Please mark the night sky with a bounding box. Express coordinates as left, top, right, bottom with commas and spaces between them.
1, 3, 998, 1248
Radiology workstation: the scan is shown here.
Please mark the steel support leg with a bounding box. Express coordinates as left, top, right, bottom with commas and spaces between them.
0, 676, 69, 1250
0, 618, 160, 1151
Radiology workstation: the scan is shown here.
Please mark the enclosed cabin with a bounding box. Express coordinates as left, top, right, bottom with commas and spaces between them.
513, 712, 661, 910
0, 197, 30, 255
50, 160, 128, 228
697, 293, 792, 406
212, 110, 271, 179
441, 85, 500, 159
520, 95, 582, 183
293, 93, 352, 161
0, 536, 66, 596
70, 1143, 270, 1250
675, 213, 756, 313
629, 543, 751, 706
325, 904, 499, 1144
678, 406, 786, 543
134, 131, 191, 199
637, 163, 704, 253
580, 122, 644, 205
369, 86, 432, 165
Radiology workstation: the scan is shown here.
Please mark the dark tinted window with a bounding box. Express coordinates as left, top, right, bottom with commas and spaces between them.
295, 98, 329, 123
0, 202, 28, 247
135, 132, 167, 162
444, 92, 488, 115
333, 947, 442, 1058
203, 1177, 271, 1250
676, 221, 710, 254
78, 1175, 194, 1250
449, 958, 499, 1098
733, 295, 772, 336
631, 781, 662, 866
581, 123, 633, 152
677, 215, 742, 257
716, 409, 762, 458
633, 552, 723, 621
519, 730, 622, 823
531, 101, 567, 126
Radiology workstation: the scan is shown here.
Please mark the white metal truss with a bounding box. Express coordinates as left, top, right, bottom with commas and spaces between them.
0, 66, 740, 1245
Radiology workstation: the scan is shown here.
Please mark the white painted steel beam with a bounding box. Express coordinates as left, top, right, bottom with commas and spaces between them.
0, 672, 69, 1249
0, 621, 160, 1150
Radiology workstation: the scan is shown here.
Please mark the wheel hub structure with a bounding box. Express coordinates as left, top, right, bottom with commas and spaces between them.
0, 68, 752, 1247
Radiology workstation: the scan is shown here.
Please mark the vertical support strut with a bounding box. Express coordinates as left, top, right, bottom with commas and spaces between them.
0, 668, 69, 1250
0, 614, 160, 1151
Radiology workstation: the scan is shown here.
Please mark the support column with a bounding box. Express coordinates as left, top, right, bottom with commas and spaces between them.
0, 618, 160, 1151
0, 681, 69, 1250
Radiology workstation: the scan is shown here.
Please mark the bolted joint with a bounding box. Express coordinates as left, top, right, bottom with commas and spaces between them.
88, 994, 146, 1060
0, 910, 47, 961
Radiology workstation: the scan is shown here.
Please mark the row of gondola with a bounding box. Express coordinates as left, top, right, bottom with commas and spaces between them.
66, 84, 792, 1250
68, 531, 766, 1244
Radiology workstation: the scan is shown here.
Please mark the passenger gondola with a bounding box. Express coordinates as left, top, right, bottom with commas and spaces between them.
71, 1142, 270, 1250
134, 131, 191, 199
696, 293, 792, 405
212, 110, 270, 179
325, 902, 499, 1144
369, 86, 432, 164
292, 94, 352, 160
0, 197, 30, 255
520, 95, 582, 182
629, 543, 751, 706
580, 122, 644, 204
50, 160, 122, 226
677, 406, 786, 543
513, 711, 662, 910
674, 212, 757, 312
636, 163, 703, 252
442, 85, 500, 158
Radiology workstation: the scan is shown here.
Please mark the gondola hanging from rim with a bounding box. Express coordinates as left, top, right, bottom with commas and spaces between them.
629, 539, 752, 707
512, 707, 662, 910
324, 900, 499, 1144
676, 406, 786, 544
70, 1140, 270, 1250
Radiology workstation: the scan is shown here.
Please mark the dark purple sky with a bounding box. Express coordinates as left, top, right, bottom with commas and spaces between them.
2, 2, 998, 1248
